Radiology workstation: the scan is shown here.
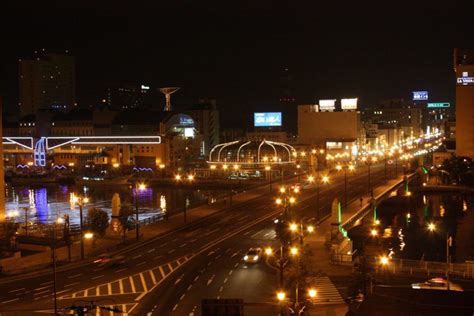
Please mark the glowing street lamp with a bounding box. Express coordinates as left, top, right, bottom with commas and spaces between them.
321, 175, 329, 184
307, 225, 315, 233
188, 174, 194, 181
134, 182, 147, 241
210, 165, 217, 170
290, 223, 298, 232
427, 222, 436, 232
379, 255, 389, 266
370, 228, 378, 237
308, 288, 317, 298
175, 174, 182, 181
289, 197, 296, 204
276, 198, 282, 205
290, 246, 299, 256
265, 247, 273, 256
84, 232, 94, 239
277, 291, 286, 301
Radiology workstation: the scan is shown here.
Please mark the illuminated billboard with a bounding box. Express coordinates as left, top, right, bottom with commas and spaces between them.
318, 99, 336, 111
254, 112, 282, 127
413, 91, 428, 101
427, 102, 450, 108
341, 98, 358, 110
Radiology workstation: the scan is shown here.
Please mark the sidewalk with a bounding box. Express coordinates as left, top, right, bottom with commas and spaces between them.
305, 175, 408, 277
0, 181, 279, 276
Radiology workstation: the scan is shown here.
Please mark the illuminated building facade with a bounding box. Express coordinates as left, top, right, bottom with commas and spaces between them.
454, 48, 474, 158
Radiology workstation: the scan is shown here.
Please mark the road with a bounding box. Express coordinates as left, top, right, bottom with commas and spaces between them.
0, 164, 393, 315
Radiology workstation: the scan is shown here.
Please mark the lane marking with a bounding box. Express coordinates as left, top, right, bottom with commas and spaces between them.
8, 288, 25, 293
91, 275, 104, 280
230, 252, 239, 258
139, 273, 148, 292
67, 273, 82, 279
149, 270, 157, 284
174, 274, 184, 285
56, 289, 71, 295
147, 248, 156, 253
180, 294, 185, 301
180, 243, 187, 248
129, 276, 136, 293
1, 298, 20, 304
187, 284, 192, 291
219, 286, 223, 293
136, 261, 146, 267
229, 270, 233, 275
158, 266, 166, 278
168, 263, 174, 271
168, 249, 175, 254
115, 268, 127, 273
172, 304, 178, 311
160, 243, 168, 247
223, 278, 228, 284
194, 275, 199, 282
64, 282, 80, 288
35, 285, 52, 291
234, 262, 239, 268
40, 281, 53, 286
132, 254, 142, 259
96, 286, 100, 296
207, 275, 215, 286
119, 279, 124, 294
154, 255, 163, 260
34, 289, 50, 296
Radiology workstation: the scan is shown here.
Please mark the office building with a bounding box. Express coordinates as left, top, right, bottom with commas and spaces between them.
19, 52, 75, 116
454, 48, 474, 158
186, 98, 220, 155
101, 83, 155, 110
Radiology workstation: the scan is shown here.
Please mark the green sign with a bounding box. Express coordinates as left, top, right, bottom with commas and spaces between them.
427, 102, 450, 108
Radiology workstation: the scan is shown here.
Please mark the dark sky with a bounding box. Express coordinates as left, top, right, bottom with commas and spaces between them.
1, 2, 474, 126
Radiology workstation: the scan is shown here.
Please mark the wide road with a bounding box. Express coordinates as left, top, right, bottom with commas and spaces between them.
0, 164, 394, 315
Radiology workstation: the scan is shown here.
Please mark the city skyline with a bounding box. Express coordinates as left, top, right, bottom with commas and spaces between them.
1, 4, 474, 127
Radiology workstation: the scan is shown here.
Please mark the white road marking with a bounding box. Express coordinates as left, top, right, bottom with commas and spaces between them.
64, 282, 80, 288
136, 261, 146, 267
231, 252, 239, 258
174, 274, 184, 285
207, 275, 215, 286
132, 254, 142, 259
55, 289, 71, 295
39, 281, 53, 286
207, 250, 215, 256
129, 276, 136, 293
147, 248, 156, 253
189, 238, 197, 243
140, 273, 148, 292
180, 243, 187, 248
91, 275, 104, 280
1, 298, 19, 304
229, 269, 233, 275
154, 255, 163, 260
168, 249, 175, 254
215, 254, 221, 259
187, 284, 192, 291
8, 288, 25, 293
115, 268, 128, 273
34, 285, 52, 291
223, 278, 228, 284
219, 286, 223, 292
172, 304, 178, 311
119, 279, 124, 294
159, 266, 166, 278
149, 270, 157, 284
67, 273, 82, 279
108, 283, 112, 295
160, 242, 168, 247
194, 275, 199, 282
180, 293, 185, 300
234, 262, 239, 268
34, 290, 50, 296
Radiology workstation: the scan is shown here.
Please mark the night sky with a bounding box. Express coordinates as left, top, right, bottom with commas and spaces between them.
1, 2, 474, 127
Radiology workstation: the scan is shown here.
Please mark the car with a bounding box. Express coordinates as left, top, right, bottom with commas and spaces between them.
94, 254, 128, 268
243, 248, 262, 263
411, 277, 463, 291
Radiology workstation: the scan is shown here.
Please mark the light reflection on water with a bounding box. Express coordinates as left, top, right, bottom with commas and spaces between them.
5, 184, 224, 226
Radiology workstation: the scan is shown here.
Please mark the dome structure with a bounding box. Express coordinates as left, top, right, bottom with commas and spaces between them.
208, 140, 296, 165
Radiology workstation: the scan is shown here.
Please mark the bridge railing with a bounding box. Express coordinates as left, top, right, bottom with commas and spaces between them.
376, 258, 474, 279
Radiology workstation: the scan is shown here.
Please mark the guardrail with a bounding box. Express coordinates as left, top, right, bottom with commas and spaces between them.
376, 258, 474, 279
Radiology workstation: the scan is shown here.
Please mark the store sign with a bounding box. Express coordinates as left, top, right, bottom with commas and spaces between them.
141, 85, 150, 90
413, 91, 428, 101
427, 102, 450, 108
254, 112, 282, 127
319, 99, 336, 111
341, 98, 358, 110
457, 77, 474, 85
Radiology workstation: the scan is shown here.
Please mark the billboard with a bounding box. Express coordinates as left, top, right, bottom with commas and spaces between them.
254, 112, 282, 127
413, 91, 428, 101
319, 99, 336, 111
341, 98, 358, 110
427, 102, 450, 108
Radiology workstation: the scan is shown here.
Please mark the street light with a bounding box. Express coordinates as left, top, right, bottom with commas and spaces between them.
370, 228, 378, 237
277, 291, 286, 301
133, 182, 146, 241
290, 246, 299, 256
379, 255, 389, 266
72, 194, 89, 260
427, 222, 452, 289
336, 164, 355, 208
427, 222, 436, 232
308, 288, 317, 298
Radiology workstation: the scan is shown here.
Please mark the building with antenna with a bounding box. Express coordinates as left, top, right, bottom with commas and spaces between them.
19, 51, 76, 116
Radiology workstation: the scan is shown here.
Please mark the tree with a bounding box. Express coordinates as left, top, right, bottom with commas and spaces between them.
86, 208, 109, 237
0, 220, 19, 251
118, 205, 135, 242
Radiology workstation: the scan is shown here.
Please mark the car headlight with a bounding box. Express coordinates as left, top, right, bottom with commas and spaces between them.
253, 255, 259, 261
244, 255, 249, 261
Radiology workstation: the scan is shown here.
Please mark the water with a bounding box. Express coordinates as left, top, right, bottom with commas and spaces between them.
4, 184, 226, 226
361, 188, 474, 263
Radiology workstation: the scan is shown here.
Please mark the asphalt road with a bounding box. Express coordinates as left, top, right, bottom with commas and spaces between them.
0, 164, 393, 315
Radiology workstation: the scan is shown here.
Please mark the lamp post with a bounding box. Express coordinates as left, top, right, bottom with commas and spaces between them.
265, 245, 285, 288
336, 164, 355, 208
362, 156, 377, 196
133, 182, 146, 241
72, 194, 89, 260
308, 174, 329, 223
427, 222, 452, 290
276, 187, 296, 219
289, 222, 314, 246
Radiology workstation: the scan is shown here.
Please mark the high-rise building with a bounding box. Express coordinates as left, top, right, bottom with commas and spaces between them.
19, 51, 75, 116
186, 98, 220, 156
101, 83, 155, 110
454, 48, 474, 158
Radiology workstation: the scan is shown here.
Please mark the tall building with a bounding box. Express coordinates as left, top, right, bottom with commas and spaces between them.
101, 83, 157, 110
278, 67, 297, 134
186, 98, 220, 156
454, 48, 474, 158
19, 52, 75, 116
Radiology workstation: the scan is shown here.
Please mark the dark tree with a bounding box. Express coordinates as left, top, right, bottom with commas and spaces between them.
86, 208, 109, 237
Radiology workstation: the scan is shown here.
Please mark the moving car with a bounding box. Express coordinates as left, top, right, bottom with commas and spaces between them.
243, 248, 262, 263
411, 277, 463, 291
94, 254, 128, 268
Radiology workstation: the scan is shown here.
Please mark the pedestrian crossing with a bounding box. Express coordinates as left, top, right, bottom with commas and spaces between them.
59, 254, 194, 300
36, 303, 138, 316
306, 276, 345, 305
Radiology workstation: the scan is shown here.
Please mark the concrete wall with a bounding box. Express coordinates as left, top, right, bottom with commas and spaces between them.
298, 105, 361, 144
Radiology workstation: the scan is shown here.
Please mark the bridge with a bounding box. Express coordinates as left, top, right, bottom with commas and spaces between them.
2, 135, 162, 167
